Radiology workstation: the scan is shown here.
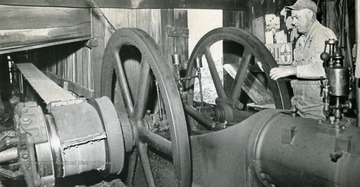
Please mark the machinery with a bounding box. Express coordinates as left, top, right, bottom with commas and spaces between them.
0, 27, 359, 187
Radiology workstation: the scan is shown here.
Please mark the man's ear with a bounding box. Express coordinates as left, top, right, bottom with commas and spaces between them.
307, 9, 315, 19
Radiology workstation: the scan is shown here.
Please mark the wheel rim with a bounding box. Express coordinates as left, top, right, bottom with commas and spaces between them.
184, 27, 291, 128
101, 28, 191, 187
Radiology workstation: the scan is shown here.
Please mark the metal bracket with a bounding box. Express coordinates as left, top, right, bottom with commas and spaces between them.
47, 99, 85, 112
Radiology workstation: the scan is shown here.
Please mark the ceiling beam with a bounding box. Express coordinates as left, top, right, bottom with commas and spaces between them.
0, 0, 247, 10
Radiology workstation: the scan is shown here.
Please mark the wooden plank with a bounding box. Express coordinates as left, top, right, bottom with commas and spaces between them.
76, 47, 84, 86
161, 9, 175, 69
0, 55, 11, 100
84, 48, 92, 90
0, 0, 248, 10
0, 5, 90, 30
16, 63, 76, 104
0, 37, 90, 56
0, 5, 91, 55
223, 63, 273, 105
91, 8, 106, 97
44, 72, 95, 98
252, 16, 265, 43
223, 8, 252, 100
173, 10, 189, 64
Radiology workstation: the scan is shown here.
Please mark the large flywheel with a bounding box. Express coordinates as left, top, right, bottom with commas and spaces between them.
184, 27, 291, 129
101, 28, 191, 187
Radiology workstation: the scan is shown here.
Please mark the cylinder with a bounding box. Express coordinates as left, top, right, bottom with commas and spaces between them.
251, 112, 360, 187
328, 67, 349, 96
190, 109, 360, 187
0, 147, 18, 163
172, 54, 181, 65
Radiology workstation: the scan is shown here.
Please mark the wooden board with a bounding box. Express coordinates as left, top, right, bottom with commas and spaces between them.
0, 0, 248, 10
16, 63, 76, 104
0, 5, 91, 55
223, 63, 273, 105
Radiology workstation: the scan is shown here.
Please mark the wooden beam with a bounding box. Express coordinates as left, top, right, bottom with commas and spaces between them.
223, 63, 273, 105
0, 5, 91, 55
44, 72, 95, 98
0, 0, 248, 10
90, 8, 106, 97
0, 55, 11, 100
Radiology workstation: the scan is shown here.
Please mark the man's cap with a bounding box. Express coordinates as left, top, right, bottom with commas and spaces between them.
285, 0, 317, 13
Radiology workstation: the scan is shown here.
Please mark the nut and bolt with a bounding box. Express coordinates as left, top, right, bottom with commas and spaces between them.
22, 117, 30, 122
259, 172, 267, 180
22, 153, 29, 159
21, 116, 32, 125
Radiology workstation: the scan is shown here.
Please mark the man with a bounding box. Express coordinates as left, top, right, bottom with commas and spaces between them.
269, 0, 336, 120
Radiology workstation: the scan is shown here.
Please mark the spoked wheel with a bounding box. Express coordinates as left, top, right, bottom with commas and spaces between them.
184, 27, 291, 130
101, 28, 191, 187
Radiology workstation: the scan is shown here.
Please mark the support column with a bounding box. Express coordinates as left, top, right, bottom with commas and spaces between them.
0, 55, 10, 100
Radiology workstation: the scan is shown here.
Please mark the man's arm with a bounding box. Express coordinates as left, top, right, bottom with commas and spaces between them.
270, 66, 297, 80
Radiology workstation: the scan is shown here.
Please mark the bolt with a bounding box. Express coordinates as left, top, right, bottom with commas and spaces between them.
233, 101, 244, 110
21, 116, 32, 125
22, 153, 29, 159
259, 173, 267, 180
22, 117, 30, 122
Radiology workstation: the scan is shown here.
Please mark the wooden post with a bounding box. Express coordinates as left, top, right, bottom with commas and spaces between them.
0, 55, 11, 100
91, 8, 106, 97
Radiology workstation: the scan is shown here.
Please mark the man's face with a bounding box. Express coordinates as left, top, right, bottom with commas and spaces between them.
291, 9, 313, 35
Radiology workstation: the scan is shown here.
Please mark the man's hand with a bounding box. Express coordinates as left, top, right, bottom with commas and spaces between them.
269, 66, 297, 80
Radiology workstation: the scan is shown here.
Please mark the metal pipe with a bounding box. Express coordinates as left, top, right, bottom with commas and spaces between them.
184, 103, 216, 129
0, 147, 18, 163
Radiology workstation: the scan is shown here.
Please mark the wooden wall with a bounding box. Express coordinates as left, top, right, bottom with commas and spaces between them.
0, 5, 91, 55
25, 8, 188, 98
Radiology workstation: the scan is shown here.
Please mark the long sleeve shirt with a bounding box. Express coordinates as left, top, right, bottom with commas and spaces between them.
290, 20, 336, 120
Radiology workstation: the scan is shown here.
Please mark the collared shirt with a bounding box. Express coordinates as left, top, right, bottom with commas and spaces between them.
291, 20, 336, 120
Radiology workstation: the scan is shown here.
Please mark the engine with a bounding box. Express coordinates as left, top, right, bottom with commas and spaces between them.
0, 27, 359, 187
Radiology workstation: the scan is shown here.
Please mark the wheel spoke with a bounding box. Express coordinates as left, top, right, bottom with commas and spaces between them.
114, 52, 135, 113
138, 142, 156, 187
230, 49, 253, 100
125, 149, 138, 187
204, 46, 227, 99
138, 127, 172, 156
102, 28, 191, 187
133, 61, 151, 119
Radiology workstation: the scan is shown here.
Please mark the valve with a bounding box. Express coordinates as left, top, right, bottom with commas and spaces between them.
321, 39, 351, 123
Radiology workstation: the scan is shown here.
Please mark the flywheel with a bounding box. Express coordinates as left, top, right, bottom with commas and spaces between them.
184, 27, 291, 129
101, 28, 191, 187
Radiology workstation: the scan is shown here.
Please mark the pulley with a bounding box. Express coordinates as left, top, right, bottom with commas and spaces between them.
14, 97, 125, 186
